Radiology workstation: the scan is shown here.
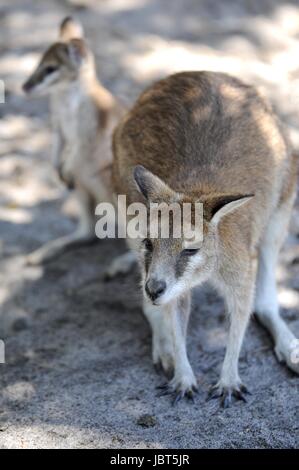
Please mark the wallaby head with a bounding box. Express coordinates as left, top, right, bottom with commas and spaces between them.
22, 17, 94, 95
133, 165, 253, 305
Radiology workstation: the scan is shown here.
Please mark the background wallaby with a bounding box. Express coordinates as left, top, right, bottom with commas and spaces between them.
112, 71, 298, 407
22, 17, 125, 265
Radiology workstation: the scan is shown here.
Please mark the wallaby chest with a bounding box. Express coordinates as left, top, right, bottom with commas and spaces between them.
51, 85, 85, 143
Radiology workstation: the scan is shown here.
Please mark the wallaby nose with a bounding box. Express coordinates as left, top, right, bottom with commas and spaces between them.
22, 81, 30, 94
145, 278, 166, 301
22, 79, 33, 94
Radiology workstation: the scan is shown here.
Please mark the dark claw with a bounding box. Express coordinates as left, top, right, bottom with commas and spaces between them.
222, 392, 232, 409
207, 386, 220, 401
240, 384, 251, 395
210, 392, 220, 401
234, 390, 247, 402
157, 383, 197, 404
156, 384, 171, 397
172, 391, 183, 406
186, 390, 195, 403
156, 382, 168, 390
207, 383, 251, 407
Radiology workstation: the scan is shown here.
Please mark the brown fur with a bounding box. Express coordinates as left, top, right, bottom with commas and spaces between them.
112, 71, 298, 405
113, 72, 294, 230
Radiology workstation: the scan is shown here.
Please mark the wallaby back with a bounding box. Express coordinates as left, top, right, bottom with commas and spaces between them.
113, 71, 296, 247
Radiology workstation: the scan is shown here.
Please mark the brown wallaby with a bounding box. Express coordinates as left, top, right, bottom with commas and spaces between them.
22, 17, 125, 265
111, 71, 298, 407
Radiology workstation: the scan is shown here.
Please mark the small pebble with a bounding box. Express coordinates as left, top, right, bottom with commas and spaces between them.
136, 414, 157, 428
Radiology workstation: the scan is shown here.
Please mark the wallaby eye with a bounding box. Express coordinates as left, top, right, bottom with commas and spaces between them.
181, 248, 199, 256
45, 65, 57, 75
143, 238, 153, 252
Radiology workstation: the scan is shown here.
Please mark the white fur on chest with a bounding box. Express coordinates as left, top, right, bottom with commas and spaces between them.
51, 83, 84, 142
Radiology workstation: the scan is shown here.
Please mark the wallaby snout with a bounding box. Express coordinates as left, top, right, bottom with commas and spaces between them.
22, 78, 33, 94
145, 278, 167, 302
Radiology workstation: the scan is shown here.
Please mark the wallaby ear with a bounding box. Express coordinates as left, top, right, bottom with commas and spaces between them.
205, 193, 254, 225
133, 165, 176, 201
59, 17, 84, 41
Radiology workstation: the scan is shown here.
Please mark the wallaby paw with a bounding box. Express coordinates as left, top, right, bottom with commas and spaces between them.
275, 339, 299, 375
207, 381, 251, 408
156, 370, 198, 406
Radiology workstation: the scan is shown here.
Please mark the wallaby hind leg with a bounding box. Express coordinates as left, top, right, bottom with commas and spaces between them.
26, 189, 96, 265
254, 196, 299, 374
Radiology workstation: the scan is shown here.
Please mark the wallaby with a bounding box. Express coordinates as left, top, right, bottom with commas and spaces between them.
111, 71, 298, 407
22, 17, 125, 265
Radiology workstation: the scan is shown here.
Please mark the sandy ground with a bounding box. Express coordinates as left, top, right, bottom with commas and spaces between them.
0, 0, 299, 449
